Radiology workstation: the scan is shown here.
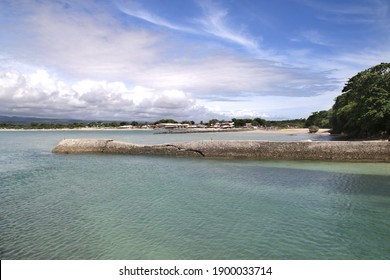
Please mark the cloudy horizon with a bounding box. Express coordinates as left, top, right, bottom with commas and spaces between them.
1, 0, 389, 122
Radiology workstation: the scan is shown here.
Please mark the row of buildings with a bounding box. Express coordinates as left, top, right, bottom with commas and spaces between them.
118, 122, 236, 130
155, 122, 236, 130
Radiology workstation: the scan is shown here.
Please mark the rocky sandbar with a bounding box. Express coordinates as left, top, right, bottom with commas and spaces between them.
52, 139, 390, 162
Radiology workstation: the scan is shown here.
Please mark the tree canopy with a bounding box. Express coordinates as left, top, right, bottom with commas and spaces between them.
154, 119, 178, 124
305, 110, 331, 128
330, 63, 390, 138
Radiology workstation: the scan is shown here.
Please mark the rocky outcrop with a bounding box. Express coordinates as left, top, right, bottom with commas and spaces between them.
52, 139, 114, 153
52, 139, 390, 162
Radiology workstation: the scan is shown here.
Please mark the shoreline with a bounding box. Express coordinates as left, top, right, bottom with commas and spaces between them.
153, 128, 254, 134
52, 139, 390, 162
0, 127, 329, 134
248, 128, 330, 134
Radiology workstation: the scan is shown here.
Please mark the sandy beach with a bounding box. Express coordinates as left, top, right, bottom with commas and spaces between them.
0, 127, 330, 134
248, 128, 330, 134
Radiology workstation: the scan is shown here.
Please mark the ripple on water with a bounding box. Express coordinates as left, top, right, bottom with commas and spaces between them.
1, 132, 389, 259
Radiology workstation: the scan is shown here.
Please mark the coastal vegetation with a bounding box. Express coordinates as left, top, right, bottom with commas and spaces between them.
0, 120, 141, 130
305, 62, 390, 139
305, 110, 331, 128
0, 117, 307, 130
1, 63, 388, 139
0, 115, 306, 130
330, 63, 390, 138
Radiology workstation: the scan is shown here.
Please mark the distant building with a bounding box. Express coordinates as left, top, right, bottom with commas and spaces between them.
118, 125, 133, 129
156, 123, 189, 129
220, 122, 235, 129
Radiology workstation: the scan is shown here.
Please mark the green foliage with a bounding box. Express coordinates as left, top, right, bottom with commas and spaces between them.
208, 119, 220, 126
0, 116, 310, 131
232, 118, 305, 128
305, 110, 331, 128
155, 119, 178, 124
0, 122, 23, 129
252, 118, 267, 126
107, 122, 120, 127
0, 120, 142, 129
266, 119, 306, 128
232, 118, 254, 127
331, 63, 390, 137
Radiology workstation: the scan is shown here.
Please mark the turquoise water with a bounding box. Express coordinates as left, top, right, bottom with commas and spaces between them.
0, 130, 389, 259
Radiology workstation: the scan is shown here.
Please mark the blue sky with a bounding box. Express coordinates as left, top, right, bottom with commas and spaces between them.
0, 0, 389, 121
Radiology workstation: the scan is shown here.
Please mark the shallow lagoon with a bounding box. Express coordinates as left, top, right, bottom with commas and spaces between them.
1, 130, 389, 259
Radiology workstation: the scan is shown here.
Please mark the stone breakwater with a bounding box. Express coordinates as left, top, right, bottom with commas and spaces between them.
52, 139, 390, 162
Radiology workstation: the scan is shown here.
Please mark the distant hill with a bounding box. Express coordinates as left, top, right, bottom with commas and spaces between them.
0, 115, 87, 124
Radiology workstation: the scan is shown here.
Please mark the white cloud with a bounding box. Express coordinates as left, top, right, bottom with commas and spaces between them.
115, 0, 197, 33
291, 30, 332, 46
0, 68, 225, 121
0, 0, 163, 81
195, 0, 261, 53
116, 0, 266, 56
0, 0, 338, 95
1, 0, 386, 121
0, 0, 336, 99
298, 0, 390, 27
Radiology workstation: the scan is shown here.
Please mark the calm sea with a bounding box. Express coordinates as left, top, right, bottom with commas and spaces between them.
1, 130, 389, 259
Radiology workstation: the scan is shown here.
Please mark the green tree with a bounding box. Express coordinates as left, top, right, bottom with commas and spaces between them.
331, 63, 390, 137
252, 117, 267, 126
155, 119, 178, 124
306, 110, 331, 128
232, 118, 253, 127
208, 119, 219, 126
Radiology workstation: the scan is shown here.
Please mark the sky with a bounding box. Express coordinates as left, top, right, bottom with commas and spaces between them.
0, 0, 389, 122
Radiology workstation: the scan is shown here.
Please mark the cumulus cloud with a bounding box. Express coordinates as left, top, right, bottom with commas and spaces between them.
0, 0, 337, 96
1, 0, 376, 121
0, 68, 223, 121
